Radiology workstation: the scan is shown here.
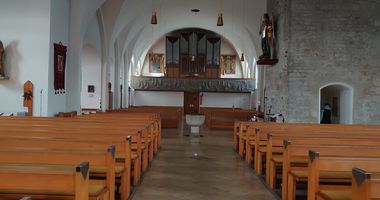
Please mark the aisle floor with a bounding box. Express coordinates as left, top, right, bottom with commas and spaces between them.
131, 123, 277, 200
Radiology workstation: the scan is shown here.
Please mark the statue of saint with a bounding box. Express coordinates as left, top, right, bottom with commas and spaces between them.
0, 40, 4, 77
259, 13, 274, 60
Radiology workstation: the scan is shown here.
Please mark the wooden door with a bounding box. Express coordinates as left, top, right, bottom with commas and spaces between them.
184, 92, 200, 114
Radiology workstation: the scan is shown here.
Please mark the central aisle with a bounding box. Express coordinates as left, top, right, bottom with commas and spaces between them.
131, 123, 277, 200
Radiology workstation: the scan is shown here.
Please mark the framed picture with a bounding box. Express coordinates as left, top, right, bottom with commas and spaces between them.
149, 53, 165, 73
88, 85, 95, 93
221, 55, 236, 75
54, 42, 67, 94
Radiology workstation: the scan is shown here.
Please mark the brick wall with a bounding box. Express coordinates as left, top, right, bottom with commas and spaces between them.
266, 0, 380, 123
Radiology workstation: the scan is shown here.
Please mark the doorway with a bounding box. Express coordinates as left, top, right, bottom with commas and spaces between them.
184, 92, 200, 114
319, 83, 353, 124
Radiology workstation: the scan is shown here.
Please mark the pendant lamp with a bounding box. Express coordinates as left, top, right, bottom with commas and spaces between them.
217, 13, 224, 26
151, 11, 157, 25
240, 53, 245, 62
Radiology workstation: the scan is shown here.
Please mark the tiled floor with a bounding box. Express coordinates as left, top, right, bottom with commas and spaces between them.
131, 123, 277, 200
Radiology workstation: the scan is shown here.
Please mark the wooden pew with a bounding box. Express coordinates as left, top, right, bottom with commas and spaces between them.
78, 112, 162, 153
57, 111, 77, 118
0, 146, 116, 200
0, 119, 148, 181
231, 122, 380, 200
351, 168, 380, 200
201, 108, 260, 129
245, 123, 380, 174
308, 151, 380, 200
282, 142, 380, 200
237, 123, 380, 156
0, 115, 158, 163
310, 168, 380, 200
0, 128, 142, 188
0, 136, 132, 200
0, 114, 159, 187
79, 113, 162, 152
0, 162, 97, 200
108, 106, 180, 129
267, 136, 380, 192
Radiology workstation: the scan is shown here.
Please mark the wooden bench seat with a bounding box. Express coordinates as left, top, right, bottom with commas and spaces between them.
319, 190, 352, 200
0, 162, 99, 200
266, 135, 380, 187
107, 106, 180, 129
0, 119, 154, 169
0, 128, 145, 186
308, 151, 380, 200
202, 108, 260, 130
283, 143, 380, 200
351, 168, 380, 200
290, 170, 352, 182
320, 169, 380, 200
231, 122, 380, 200
243, 126, 380, 182
0, 147, 116, 200
0, 135, 134, 199
0, 113, 160, 199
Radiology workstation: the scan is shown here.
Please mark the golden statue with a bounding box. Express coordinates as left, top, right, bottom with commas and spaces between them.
0, 40, 4, 77
259, 13, 274, 60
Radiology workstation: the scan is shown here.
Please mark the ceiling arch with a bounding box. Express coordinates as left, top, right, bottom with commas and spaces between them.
106, 0, 266, 72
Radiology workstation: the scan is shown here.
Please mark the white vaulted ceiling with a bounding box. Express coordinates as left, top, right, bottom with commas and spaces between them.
83, 0, 266, 75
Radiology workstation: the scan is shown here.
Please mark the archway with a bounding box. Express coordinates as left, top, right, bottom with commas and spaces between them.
80, 44, 102, 111
319, 83, 353, 124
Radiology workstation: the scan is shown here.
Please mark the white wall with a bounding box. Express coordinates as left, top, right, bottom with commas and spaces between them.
0, 0, 51, 116
200, 92, 251, 109
83, 14, 102, 56
141, 37, 243, 78
340, 87, 353, 124
133, 91, 184, 107
81, 14, 103, 110
81, 45, 102, 109
48, 0, 69, 116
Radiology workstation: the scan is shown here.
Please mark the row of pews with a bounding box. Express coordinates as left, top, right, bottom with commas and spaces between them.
233, 121, 380, 200
201, 108, 260, 130
0, 112, 162, 200
108, 106, 182, 129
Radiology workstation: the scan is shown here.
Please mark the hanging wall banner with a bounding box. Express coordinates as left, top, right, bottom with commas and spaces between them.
54, 42, 67, 94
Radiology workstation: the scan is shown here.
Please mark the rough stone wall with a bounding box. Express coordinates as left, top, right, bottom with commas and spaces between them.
265, 0, 290, 119
266, 0, 380, 124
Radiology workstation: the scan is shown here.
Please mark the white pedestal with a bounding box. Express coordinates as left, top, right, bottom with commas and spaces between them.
190, 126, 200, 136
185, 114, 205, 137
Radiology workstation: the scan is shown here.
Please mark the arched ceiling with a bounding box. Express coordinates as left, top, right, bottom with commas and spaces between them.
86, 0, 266, 76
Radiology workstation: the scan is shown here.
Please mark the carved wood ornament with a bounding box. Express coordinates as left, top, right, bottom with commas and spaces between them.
23, 80, 33, 116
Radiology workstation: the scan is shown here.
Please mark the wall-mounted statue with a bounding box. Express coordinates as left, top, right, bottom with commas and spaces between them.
259, 13, 274, 60
0, 40, 4, 77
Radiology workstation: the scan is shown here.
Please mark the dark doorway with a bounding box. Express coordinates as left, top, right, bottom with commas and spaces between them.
184, 92, 200, 114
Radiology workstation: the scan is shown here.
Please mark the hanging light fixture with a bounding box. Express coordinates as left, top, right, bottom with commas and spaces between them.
240, 0, 246, 63
217, 13, 224, 26
240, 53, 245, 62
151, 11, 157, 25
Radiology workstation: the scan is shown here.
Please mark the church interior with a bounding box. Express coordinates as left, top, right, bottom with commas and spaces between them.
0, 0, 379, 199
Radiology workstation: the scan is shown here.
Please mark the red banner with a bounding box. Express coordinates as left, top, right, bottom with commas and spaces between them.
54, 43, 67, 94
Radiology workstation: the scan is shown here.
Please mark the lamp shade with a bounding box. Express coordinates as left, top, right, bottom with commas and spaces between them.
240, 53, 245, 62
151, 11, 157, 24
217, 13, 223, 26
